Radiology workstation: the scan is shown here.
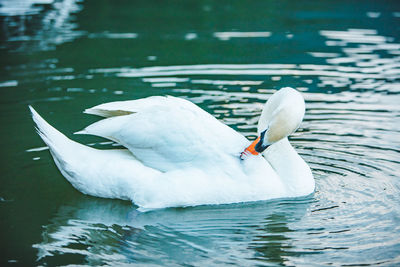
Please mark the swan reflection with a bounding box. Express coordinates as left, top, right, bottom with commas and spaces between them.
34, 197, 311, 265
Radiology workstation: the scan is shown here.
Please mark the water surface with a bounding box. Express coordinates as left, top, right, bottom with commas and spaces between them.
1, 0, 400, 266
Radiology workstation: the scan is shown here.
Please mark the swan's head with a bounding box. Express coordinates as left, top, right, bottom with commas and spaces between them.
241, 87, 305, 159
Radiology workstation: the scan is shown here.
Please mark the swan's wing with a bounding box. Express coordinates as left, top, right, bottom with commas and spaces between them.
83, 96, 169, 118
78, 96, 248, 171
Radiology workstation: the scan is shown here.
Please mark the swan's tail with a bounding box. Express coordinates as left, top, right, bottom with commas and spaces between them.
29, 106, 90, 169
30, 106, 73, 154
29, 106, 95, 194
29, 106, 159, 203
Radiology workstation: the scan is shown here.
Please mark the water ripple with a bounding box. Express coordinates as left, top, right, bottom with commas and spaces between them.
4, 3, 399, 265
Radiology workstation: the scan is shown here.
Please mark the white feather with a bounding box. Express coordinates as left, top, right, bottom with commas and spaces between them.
30, 88, 315, 210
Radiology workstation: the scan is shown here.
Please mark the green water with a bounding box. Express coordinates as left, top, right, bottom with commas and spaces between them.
1, 0, 400, 266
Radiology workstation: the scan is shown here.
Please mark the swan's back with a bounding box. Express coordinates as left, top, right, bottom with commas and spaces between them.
79, 96, 248, 172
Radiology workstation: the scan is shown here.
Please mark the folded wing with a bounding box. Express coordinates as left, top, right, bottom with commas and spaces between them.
77, 96, 247, 171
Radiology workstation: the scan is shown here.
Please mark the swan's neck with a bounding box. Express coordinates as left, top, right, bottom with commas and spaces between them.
262, 138, 314, 196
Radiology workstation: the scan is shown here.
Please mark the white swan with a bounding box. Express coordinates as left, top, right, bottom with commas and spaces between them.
30, 87, 314, 210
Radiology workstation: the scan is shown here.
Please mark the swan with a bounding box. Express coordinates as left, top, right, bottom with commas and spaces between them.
30, 87, 314, 210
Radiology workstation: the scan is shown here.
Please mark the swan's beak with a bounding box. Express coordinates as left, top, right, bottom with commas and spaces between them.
241, 136, 261, 157
240, 130, 269, 160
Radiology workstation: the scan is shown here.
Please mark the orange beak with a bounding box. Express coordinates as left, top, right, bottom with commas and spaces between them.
240, 136, 260, 159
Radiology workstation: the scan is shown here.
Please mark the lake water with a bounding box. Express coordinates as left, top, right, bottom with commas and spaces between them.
1, 0, 400, 266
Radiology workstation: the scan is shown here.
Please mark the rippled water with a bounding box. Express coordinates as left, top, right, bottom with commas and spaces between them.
1, 0, 400, 266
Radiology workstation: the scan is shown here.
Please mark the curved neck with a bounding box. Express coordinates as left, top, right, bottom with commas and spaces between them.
262, 138, 314, 196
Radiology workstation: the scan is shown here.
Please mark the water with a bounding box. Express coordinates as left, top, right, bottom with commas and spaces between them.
1, 0, 400, 265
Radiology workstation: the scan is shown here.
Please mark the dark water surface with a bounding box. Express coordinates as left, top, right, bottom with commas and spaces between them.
1, 0, 400, 266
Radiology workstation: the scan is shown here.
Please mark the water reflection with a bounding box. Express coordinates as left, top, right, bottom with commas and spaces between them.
214, 31, 272, 41
1, 0, 84, 51
0, 0, 54, 16
250, 213, 303, 265
33, 197, 312, 266
91, 63, 392, 79
88, 31, 138, 39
